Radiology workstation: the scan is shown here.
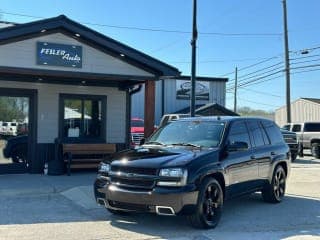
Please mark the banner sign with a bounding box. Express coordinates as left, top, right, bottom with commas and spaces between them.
36, 42, 82, 68
176, 80, 210, 100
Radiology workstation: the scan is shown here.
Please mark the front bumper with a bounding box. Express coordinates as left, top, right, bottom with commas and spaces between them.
94, 177, 198, 215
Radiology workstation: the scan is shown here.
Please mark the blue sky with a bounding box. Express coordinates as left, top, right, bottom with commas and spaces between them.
0, 0, 319, 112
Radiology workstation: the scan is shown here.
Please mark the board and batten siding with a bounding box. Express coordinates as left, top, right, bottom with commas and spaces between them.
131, 79, 226, 124
275, 98, 320, 127
0, 33, 153, 77
0, 80, 126, 143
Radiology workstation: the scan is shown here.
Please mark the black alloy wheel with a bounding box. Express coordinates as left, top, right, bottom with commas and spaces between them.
262, 165, 286, 203
188, 178, 223, 229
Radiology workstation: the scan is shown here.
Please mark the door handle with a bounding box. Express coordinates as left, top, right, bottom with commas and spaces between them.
270, 152, 276, 156
250, 155, 256, 160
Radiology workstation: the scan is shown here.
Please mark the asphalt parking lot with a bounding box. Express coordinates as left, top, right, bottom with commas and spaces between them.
0, 156, 319, 240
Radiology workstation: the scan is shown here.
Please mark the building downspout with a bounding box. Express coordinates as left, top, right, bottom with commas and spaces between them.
125, 84, 143, 148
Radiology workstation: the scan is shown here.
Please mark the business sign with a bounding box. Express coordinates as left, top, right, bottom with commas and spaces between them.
176, 80, 210, 100
36, 42, 82, 68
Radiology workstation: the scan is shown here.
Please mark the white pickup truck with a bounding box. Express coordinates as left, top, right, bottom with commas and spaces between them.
282, 122, 320, 158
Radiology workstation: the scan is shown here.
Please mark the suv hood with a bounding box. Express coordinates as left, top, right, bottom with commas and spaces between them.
108, 146, 218, 169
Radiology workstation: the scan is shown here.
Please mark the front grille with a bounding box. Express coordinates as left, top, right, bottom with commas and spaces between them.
110, 166, 157, 190
111, 166, 157, 175
131, 133, 144, 145
108, 200, 150, 212
111, 176, 155, 189
283, 135, 297, 144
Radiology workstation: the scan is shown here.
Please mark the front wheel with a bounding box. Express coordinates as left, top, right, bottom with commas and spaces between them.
187, 178, 223, 229
311, 143, 320, 159
262, 165, 286, 203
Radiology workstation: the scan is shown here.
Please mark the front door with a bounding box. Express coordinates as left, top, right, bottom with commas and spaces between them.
0, 88, 37, 174
223, 120, 258, 197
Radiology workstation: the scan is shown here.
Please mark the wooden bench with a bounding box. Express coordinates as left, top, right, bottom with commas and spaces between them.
62, 143, 117, 175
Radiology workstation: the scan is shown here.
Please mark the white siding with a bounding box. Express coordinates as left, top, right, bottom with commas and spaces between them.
275, 99, 320, 127
0, 80, 126, 143
0, 33, 153, 77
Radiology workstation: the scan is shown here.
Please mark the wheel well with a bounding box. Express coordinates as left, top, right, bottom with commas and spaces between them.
310, 139, 320, 145
203, 172, 226, 199
276, 162, 288, 177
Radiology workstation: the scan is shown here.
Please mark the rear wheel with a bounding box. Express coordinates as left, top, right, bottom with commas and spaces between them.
187, 178, 223, 229
311, 143, 320, 159
262, 165, 286, 203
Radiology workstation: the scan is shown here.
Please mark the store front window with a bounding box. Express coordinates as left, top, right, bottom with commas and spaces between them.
61, 95, 106, 142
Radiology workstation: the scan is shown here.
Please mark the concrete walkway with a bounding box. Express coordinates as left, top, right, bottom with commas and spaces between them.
0, 172, 99, 209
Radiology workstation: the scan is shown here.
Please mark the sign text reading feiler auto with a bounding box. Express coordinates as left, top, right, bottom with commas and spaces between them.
36, 42, 82, 68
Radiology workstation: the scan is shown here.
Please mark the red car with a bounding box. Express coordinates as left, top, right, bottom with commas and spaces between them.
130, 118, 145, 146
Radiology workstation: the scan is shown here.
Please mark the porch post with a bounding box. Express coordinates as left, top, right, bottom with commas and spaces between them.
144, 80, 155, 138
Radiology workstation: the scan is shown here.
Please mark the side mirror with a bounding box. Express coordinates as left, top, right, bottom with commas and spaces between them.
227, 141, 249, 152
139, 138, 145, 146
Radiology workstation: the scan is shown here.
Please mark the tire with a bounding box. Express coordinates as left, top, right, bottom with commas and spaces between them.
311, 143, 320, 159
262, 165, 286, 203
11, 149, 27, 163
187, 178, 223, 229
291, 153, 297, 162
298, 142, 304, 157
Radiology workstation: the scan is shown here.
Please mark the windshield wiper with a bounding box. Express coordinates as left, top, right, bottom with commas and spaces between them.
144, 141, 166, 146
170, 143, 202, 148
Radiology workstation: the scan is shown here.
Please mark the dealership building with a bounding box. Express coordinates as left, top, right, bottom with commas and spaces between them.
0, 15, 229, 175
0, 15, 182, 175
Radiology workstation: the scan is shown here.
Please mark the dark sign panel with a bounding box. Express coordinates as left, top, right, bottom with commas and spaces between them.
36, 42, 82, 68
176, 80, 210, 100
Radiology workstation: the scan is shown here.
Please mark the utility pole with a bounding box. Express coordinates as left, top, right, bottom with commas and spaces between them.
282, 0, 291, 123
234, 67, 238, 113
190, 0, 197, 117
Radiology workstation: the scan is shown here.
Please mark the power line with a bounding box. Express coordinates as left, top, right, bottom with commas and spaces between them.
227, 62, 284, 84
237, 97, 280, 108
0, 11, 282, 37
238, 88, 283, 98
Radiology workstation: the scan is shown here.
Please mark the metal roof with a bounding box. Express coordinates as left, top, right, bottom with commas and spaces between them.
302, 98, 320, 105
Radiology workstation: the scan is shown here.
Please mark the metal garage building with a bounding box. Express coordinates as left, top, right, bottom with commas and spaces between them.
275, 98, 320, 127
132, 76, 228, 124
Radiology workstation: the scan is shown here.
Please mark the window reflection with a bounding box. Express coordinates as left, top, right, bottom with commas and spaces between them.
63, 98, 102, 139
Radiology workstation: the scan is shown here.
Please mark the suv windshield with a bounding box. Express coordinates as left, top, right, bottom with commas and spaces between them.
147, 120, 225, 148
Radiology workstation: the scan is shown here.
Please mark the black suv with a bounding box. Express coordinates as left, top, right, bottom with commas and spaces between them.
94, 117, 290, 229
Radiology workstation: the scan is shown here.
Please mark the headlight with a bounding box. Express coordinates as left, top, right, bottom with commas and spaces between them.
157, 168, 188, 187
98, 162, 110, 173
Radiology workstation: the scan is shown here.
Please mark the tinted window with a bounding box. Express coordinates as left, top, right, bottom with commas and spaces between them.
304, 123, 320, 132
282, 125, 290, 131
292, 124, 301, 132
247, 120, 265, 147
262, 121, 284, 144
131, 119, 144, 127
227, 121, 251, 148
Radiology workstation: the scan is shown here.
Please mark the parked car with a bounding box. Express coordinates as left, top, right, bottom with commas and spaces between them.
280, 129, 298, 161
130, 118, 145, 146
158, 114, 191, 128
282, 122, 320, 158
0, 122, 18, 136
2, 135, 28, 163
94, 117, 290, 229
